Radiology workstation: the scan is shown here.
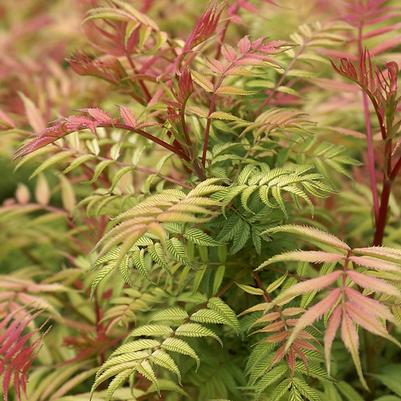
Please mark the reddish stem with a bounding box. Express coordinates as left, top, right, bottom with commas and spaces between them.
125, 50, 152, 102
100, 122, 190, 161
179, 98, 192, 151
201, 101, 215, 167
373, 134, 393, 246
201, 9, 237, 168
373, 179, 391, 246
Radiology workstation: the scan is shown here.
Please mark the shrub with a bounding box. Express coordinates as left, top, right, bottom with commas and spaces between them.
1, 0, 401, 400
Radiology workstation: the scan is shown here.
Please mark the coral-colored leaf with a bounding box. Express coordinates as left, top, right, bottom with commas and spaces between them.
120, 106, 138, 127
345, 287, 395, 323
183, 4, 222, 52
82, 108, 113, 123
14, 124, 68, 159
0, 312, 42, 401
371, 35, 401, 56
178, 67, 194, 102
286, 288, 341, 350
238, 36, 251, 54
19, 93, 46, 132
275, 271, 341, 305
324, 305, 342, 375
344, 301, 397, 342
347, 270, 401, 298
341, 311, 368, 389
350, 255, 401, 272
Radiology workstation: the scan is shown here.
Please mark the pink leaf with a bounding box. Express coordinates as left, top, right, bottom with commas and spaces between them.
292, 343, 309, 369
0, 312, 42, 401
276, 271, 342, 304
371, 35, 401, 56
19, 93, 46, 133
229, 14, 242, 24
350, 255, 401, 272
271, 343, 286, 365
344, 301, 389, 338
293, 338, 318, 352
206, 58, 225, 74
324, 306, 342, 375
345, 287, 395, 323
312, 78, 358, 93
238, 36, 251, 54
341, 311, 367, 389
178, 67, 194, 102
119, 106, 137, 127
286, 288, 341, 349
287, 348, 296, 372
14, 123, 68, 158
68, 52, 123, 84
65, 116, 94, 130
183, 4, 222, 52
364, 23, 401, 40
255, 311, 281, 324
347, 270, 401, 298
82, 108, 113, 123
256, 320, 286, 333
221, 44, 237, 62
344, 297, 401, 348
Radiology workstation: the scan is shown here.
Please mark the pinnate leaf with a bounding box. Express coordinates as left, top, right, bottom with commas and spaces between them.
275, 271, 341, 305
347, 270, 401, 298
266, 225, 350, 251
286, 288, 341, 350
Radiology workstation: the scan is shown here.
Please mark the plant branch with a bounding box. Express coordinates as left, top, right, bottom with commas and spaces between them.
255, 42, 305, 115
125, 50, 152, 102
252, 271, 272, 302
202, 101, 216, 167
373, 137, 393, 246
373, 178, 391, 246
100, 122, 190, 161
57, 144, 192, 188
179, 99, 192, 151
201, 9, 237, 168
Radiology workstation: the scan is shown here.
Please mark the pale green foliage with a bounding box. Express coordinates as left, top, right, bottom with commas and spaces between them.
223, 164, 331, 216
93, 297, 238, 399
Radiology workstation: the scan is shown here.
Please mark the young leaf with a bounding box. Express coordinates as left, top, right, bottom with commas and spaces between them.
274, 271, 342, 305
324, 306, 342, 375
341, 311, 368, 389
258, 250, 344, 270
286, 288, 341, 350
347, 270, 401, 298
266, 225, 350, 251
